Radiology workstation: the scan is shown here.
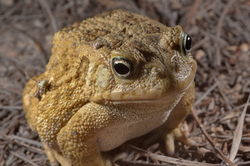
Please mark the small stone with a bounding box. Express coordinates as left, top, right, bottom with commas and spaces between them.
195, 49, 205, 60
240, 43, 249, 52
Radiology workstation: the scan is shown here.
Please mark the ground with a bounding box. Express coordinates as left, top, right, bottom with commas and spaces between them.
0, 0, 250, 166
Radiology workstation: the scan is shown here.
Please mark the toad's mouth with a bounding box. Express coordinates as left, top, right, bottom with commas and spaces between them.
90, 74, 195, 105
107, 77, 194, 104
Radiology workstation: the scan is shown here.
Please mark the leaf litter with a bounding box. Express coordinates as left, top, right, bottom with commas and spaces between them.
0, 0, 250, 165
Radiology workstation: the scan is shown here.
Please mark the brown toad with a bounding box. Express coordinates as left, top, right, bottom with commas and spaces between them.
23, 10, 197, 166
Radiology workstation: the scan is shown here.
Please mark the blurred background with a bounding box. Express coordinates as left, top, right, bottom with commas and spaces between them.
0, 0, 250, 165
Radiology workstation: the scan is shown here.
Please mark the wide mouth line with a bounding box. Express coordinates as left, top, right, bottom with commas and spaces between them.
106, 77, 194, 104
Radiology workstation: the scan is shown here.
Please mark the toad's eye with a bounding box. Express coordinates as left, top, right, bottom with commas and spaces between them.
112, 57, 134, 78
181, 33, 193, 56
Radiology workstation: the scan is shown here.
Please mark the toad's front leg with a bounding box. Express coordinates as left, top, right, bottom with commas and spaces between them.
159, 82, 196, 156
55, 103, 116, 166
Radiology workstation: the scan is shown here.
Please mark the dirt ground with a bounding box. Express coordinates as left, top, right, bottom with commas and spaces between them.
0, 0, 250, 165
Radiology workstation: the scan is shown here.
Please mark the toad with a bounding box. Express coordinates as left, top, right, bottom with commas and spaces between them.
23, 9, 197, 166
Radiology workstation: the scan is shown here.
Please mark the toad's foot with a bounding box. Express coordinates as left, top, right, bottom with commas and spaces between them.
43, 132, 116, 166
165, 127, 196, 156
43, 143, 70, 166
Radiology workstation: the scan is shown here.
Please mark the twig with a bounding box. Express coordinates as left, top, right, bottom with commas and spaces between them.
1, 24, 48, 65
192, 36, 209, 51
237, 161, 250, 166
0, 105, 23, 110
229, 94, 250, 161
10, 151, 39, 166
215, 0, 237, 66
211, 135, 250, 141
194, 81, 219, 106
38, 0, 58, 33
0, 1, 22, 22
183, 0, 201, 31
201, 30, 228, 46
116, 160, 170, 166
216, 80, 232, 110
122, 145, 219, 166
9, 135, 43, 148
191, 107, 237, 166
1, 133, 45, 154
206, 103, 250, 126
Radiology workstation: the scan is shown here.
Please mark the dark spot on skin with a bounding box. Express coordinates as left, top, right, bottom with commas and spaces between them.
155, 26, 160, 31
108, 39, 123, 49
145, 35, 159, 45
131, 41, 144, 49
129, 84, 136, 90
118, 27, 126, 33
139, 50, 155, 62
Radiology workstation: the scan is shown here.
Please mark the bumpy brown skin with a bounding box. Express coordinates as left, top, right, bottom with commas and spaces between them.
23, 10, 197, 166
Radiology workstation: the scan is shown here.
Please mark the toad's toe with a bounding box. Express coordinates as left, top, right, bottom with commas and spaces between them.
165, 127, 196, 156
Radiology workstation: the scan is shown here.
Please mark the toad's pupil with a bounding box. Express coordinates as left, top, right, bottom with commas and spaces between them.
185, 35, 192, 51
114, 63, 130, 75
